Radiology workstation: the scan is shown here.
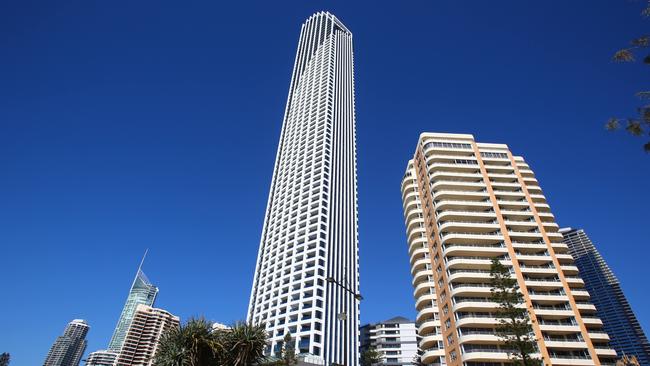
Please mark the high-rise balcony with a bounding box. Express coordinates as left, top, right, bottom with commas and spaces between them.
429, 171, 483, 182
418, 318, 440, 336
581, 317, 603, 326
445, 256, 511, 270
436, 209, 496, 221
412, 269, 434, 287
595, 348, 617, 357
588, 331, 610, 341
438, 220, 500, 233
413, 281, 435, 298
433, 189, 489, 201
442, 243, 507, 257
561, 265, 579, 275
410, 257, 432, 276
415, 293, 436, 311
447, 268, 494, 282
430, 180, 485, 191
455, 313, 498, 327
416, 306, 437, 324
460, 348, 512, 363
440, 231, 504, 245
434, 199, 492, 211
408, 238, 428, 257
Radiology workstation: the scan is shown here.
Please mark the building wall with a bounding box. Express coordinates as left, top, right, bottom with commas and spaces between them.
561, 228, 650, 366
44, 319, 89, 366
401, 133, 617, 366
115, 304, 179, 366
360, 318, 419, 365
247, 12, 359, 366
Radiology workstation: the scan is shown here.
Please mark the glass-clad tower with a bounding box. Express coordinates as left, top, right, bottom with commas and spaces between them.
248, 12, 360, 366
107, 258, 158, 352
561, 228, 650, 366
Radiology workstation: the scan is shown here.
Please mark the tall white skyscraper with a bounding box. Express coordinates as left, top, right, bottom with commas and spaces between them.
248, 12, 360, 366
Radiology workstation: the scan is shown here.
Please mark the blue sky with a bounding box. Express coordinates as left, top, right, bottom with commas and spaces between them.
1, 1, 649, 364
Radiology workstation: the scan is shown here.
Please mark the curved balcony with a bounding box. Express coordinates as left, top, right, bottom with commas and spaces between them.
418, 319, 438, 335
419, 332, 441, 350
410, 257, 432, 276
409, 246, 429, 265
415, 293, 436, 311
408, 239, 428, 257
413, 281, 434, 298
412, 269, 433, 287
416, 306, 437, 324
420, 347, 444, 365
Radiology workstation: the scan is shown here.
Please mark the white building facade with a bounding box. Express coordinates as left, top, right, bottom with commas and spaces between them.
248, 12, 360, 366
360, 317, 419, 366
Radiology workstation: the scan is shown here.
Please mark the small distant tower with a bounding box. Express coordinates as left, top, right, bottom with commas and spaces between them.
44, 319, 90, 366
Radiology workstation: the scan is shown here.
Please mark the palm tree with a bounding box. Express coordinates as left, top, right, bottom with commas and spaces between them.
220, 322, 268, 366
0, 353, 9, 366
153, 317, 217, 366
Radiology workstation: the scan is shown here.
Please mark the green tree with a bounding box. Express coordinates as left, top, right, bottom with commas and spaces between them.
0, 353, 9, 366
606, 1, 650, 152
277, 333, 297, 366
360, 347, 383, 366
220, 321, 268, 366
154, 319, 269, 366
489, 258, 541, 366
153, 317, 218, 366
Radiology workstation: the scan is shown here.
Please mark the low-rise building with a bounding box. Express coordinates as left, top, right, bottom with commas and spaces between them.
360, 317, 418, 365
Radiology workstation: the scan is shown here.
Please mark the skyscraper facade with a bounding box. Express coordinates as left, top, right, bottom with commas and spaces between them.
44, 319, 90, 366
360, 317, 419, 365
561, 228, 650, 366
107, 260, 158, 352
247, 12, 360, 366
401, 133, 617, 366
115, 304, 179, 366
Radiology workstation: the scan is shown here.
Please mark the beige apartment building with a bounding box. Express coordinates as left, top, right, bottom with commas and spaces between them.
401, 133, 617, 366
115, 304, 179, 366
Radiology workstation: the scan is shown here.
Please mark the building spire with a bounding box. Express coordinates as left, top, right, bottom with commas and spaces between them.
137, 248, 148, 273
